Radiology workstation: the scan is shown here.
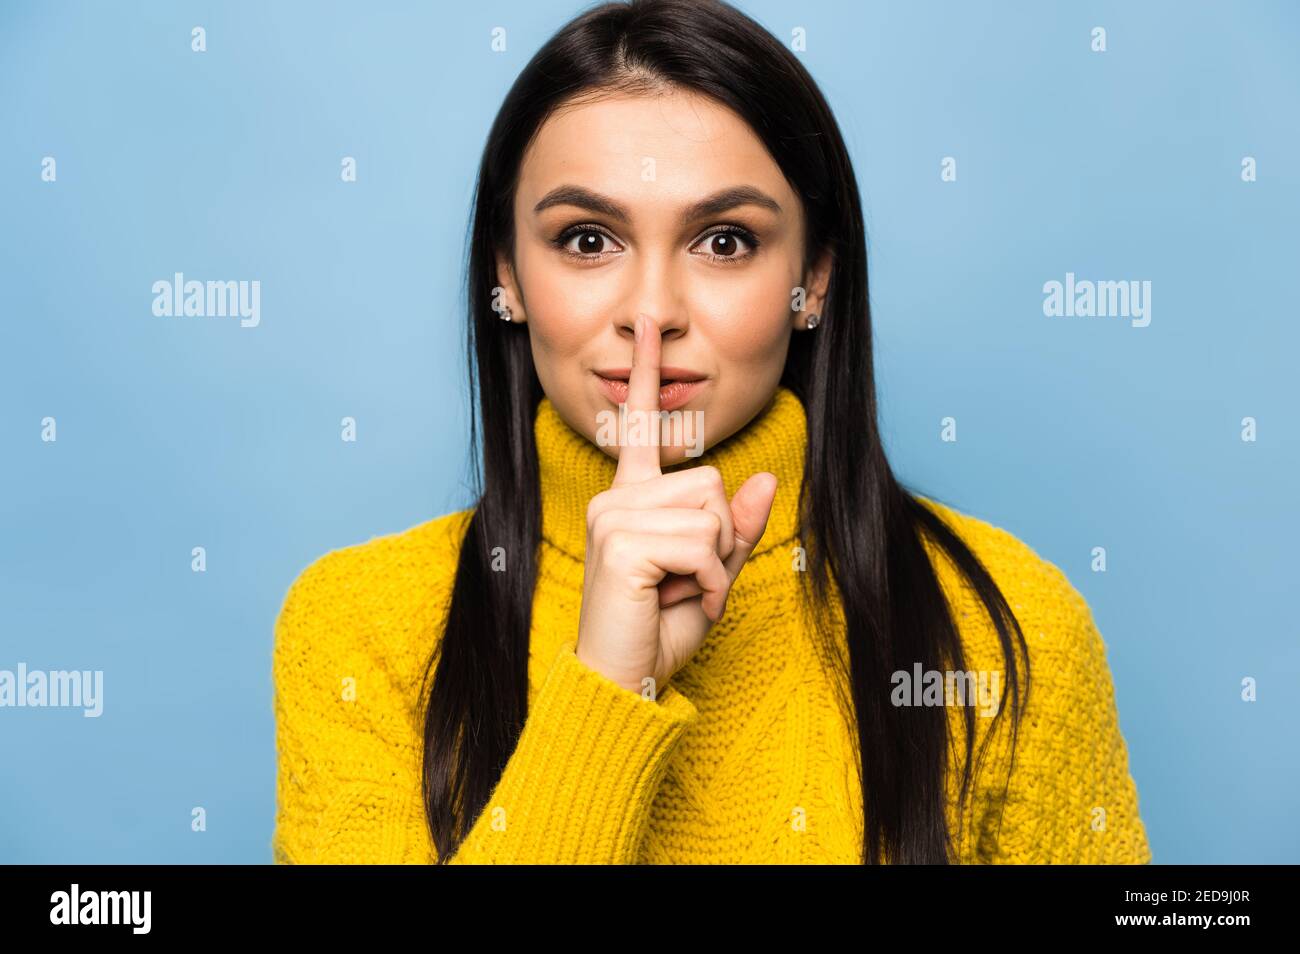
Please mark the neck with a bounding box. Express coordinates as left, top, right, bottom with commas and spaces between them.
534, 387, 808, 565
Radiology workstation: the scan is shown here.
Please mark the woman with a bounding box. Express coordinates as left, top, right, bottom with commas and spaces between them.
272, 0, 1151, 865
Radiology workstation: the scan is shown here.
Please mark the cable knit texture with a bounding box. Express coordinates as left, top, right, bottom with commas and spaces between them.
271, 386, 1151, 864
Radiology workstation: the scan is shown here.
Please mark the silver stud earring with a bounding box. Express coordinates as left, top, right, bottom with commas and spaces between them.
805, 312, 821, 329
500, 306, 513, 322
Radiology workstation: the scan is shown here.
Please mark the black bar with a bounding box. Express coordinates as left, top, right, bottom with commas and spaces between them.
0, 864, 1284, 938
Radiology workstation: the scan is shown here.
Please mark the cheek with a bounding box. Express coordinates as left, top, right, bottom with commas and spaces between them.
516, 256, 611, 358
698, 271, 793, 365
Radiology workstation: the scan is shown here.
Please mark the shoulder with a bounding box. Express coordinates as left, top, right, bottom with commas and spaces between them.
914, 498, 1148, 862
272, 507, 476, 701
915, 494, 1135, 776
911, 494, 1104, 667
279, 507, 476, 613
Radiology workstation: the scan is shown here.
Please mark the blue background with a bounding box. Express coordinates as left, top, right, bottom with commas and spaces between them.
1, 0, 1296, 864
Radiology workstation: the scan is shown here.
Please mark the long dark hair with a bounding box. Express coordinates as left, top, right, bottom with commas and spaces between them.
420, 0, 1030, 864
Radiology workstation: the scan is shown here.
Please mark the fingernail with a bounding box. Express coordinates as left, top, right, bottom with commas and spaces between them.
635, 315, 643, 342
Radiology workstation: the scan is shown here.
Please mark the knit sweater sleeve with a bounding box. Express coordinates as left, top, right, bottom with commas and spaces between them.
966, 566, 1152, 865
271, 515, 698, 865
439, 639, 698, 864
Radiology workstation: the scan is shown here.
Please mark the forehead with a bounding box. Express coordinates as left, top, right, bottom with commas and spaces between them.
517, 89, 792, 212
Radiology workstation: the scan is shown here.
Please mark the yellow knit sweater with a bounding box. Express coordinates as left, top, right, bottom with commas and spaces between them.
271, 386, 1151, 864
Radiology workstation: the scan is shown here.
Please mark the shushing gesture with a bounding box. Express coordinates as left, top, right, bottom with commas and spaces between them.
575, 315, 779, 695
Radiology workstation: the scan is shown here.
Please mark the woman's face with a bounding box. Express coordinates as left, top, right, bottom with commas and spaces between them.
495, 87, 832, 466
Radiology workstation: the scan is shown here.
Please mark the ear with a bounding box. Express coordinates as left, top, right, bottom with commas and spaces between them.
795, 247, 834, 327
493, 251, 525, 322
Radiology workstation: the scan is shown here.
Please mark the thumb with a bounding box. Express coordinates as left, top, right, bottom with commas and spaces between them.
722, 472, 778, 577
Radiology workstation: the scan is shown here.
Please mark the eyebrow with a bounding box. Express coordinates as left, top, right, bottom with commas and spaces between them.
532, 184, 783, 223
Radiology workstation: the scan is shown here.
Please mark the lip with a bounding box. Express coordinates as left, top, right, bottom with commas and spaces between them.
593, 366, 707, 382
593, 371, 709, 412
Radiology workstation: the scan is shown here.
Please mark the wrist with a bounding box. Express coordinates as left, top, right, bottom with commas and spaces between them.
574, 645, 655, 696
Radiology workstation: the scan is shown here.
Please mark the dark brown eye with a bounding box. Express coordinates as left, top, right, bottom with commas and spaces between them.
710, 233, 738, 256
572, 231, 606, 254
555, 226, 621, 259
692, 227, 759, 263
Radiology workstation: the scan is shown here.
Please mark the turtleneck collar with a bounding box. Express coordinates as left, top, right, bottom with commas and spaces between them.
535, 386, 807, 565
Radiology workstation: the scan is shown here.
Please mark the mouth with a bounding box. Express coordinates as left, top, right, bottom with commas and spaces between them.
592, 368, 709, 412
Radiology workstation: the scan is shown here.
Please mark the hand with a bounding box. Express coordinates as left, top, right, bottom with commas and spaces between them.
574, 315, 779, 696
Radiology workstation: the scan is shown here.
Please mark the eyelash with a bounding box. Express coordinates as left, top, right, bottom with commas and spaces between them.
550, 223, 761, 265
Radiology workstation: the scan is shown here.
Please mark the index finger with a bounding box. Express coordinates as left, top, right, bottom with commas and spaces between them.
612, 314, 663, 486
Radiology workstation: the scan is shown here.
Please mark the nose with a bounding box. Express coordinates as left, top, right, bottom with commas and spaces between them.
617, 251, 689, 342
619, 310, 687, 343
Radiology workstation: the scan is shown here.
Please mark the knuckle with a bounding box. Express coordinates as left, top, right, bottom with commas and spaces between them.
698, 509, 723, 542
589, 507, 614, 542
586, 493, 605, 527
603, 530, 635, 565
